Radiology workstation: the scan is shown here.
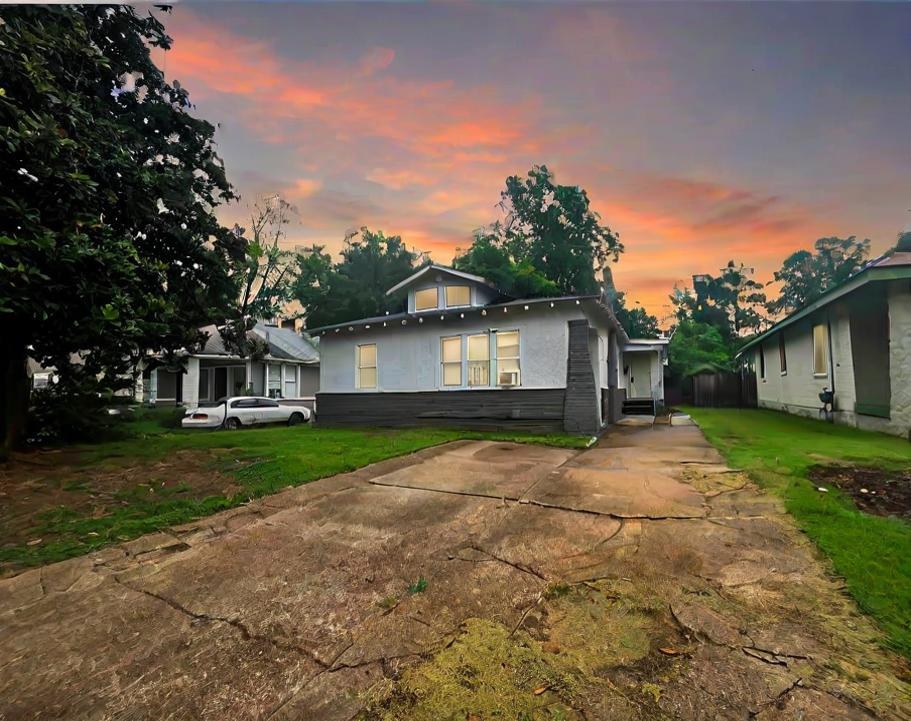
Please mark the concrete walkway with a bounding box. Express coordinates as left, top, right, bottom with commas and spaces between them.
1, 425, 909, 720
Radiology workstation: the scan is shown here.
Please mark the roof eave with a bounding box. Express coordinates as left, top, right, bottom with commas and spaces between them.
736, 265, 911, 357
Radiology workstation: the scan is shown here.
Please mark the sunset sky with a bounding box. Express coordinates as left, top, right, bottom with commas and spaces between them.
158, 2, 910, 320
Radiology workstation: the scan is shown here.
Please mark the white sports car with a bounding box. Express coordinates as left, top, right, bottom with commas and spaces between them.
181, 397, 311, 430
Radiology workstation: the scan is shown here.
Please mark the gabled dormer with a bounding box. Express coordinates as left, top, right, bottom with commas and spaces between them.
386, 264, 500, 313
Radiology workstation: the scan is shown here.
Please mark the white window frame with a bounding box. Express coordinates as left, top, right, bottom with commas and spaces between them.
444, 285, 471, 308
467, 333, 491, 387
441, 336, 463, 387
414, 287, 438, 312
283, 364, 298, 398
495, 329, 521, 387
436, 330, 521, 389
356, 343, 378, 390
267, 363, 282, 398
812, 323, 828, 377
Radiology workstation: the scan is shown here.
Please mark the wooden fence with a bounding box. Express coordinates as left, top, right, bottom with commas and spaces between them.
692, 370, 757, 408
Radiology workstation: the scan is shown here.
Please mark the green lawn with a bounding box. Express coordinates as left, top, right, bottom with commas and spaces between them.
684, 406, 911, 658
1, 409, 590, 573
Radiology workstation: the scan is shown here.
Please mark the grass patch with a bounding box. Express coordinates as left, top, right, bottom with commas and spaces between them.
683, 406, 911, 658
1, 419, 589, 573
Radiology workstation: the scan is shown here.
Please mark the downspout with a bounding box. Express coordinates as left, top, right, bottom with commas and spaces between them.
826, 311, 836, 420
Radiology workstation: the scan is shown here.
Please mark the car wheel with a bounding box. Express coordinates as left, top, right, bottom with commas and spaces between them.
288, 412, 305, 426
224, 417, 241, 430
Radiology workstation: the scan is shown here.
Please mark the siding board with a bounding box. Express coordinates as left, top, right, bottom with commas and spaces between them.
316, 389, 567, 433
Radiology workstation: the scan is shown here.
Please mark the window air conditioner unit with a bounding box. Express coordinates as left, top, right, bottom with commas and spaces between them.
498, 371, 519, 387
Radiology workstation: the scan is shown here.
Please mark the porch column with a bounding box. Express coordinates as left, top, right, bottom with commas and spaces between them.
149, 367, 158, 405
245, 359, 253, 394
184, 357, 200, 408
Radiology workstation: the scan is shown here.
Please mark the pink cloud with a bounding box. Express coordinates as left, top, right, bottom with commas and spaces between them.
358, 47, 396, 76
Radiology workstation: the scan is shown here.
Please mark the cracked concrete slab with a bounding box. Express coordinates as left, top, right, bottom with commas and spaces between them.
525, 466, 708, 518
1, 427, 909, 720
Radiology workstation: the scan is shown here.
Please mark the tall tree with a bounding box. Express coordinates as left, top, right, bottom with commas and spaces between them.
672, 261, 767, 339
767, 236, 870, 316
474, 165, 622, 295
224, 195, 298, 354
294, 227, 416, 328
452, 231, 559, 298
0, 6, 242, 455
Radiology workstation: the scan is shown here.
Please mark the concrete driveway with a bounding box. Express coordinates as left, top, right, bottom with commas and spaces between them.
1, 425, 909, 720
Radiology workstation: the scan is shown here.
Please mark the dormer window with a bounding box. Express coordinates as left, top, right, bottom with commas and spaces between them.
414, 288, 438, 311
445, 285, 471, 307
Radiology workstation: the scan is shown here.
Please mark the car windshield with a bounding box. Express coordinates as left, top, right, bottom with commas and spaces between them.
198, 397, 228, 408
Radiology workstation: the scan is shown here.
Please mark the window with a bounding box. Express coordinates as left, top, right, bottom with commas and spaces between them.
256, 398, 279, 408
445, 285, 471, 307
441, 336, 462, 386
357, 344, 377, 389
284, 365, 297, 398
231, 398, 258, 409
268, 364, 281, 397
496, 330, 521, 386
467, 334, 490, 386
198, 368, 211, 400
778, 334, 787, 375
813, 323, 828, 376
414, 288, 438, 311
759, 345, 766, 381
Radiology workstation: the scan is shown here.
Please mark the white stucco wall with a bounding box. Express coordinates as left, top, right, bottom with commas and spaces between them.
887, 281, 911, 434
857, 281, 911, 437
319, 304, 584, 393
754, 305, 855, 422
753, 292, 911, 439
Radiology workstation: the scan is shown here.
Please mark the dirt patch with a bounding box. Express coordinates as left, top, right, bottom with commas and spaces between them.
358, 580, 680, 721
0, 448, 243, 576
808, 465, 911, 519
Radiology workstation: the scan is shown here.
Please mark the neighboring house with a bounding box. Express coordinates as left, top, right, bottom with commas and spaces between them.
310, 263, 667, 434
738, 251, 911, 438
142, 322, 320, 410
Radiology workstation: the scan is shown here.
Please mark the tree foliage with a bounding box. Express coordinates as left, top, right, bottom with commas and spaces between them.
671, 260, 766, 339
294, 227, 416, 328
897, 230, 911, 253
0, 6, 242, 454
767, 236, 870, 316
463, 165, 622, 296
613, 292, 660, 338
452, 231, 559, 298
667, 320, 736, 381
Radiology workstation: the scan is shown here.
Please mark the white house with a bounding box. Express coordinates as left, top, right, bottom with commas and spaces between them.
142, 322, 320, 410
738, 250, 911, 438
310, 264, 666, 434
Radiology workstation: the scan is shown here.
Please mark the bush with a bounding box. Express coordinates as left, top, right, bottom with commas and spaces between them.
26, 385, 119, 446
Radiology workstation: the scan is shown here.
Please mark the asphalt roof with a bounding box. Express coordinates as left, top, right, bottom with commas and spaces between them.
198, 323, 319, 363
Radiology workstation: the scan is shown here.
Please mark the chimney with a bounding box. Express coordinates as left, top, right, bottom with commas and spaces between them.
601, 267, 618, 307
